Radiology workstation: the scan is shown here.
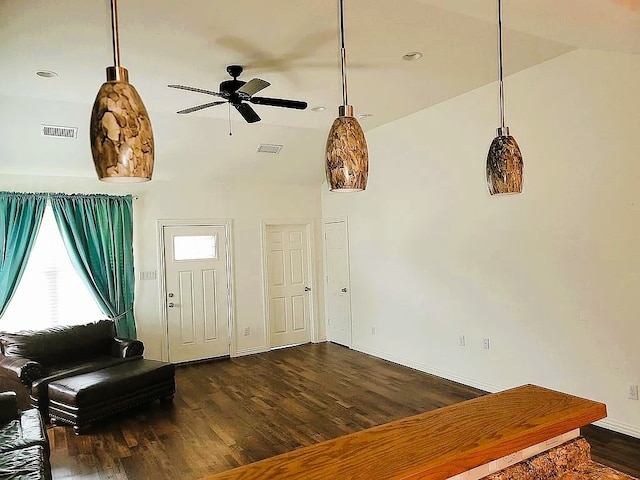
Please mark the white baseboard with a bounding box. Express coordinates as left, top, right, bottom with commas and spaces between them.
232, 345, 268, 357
351, 343, 640, 441
229, 341, 640, 440
352, 344, 502, 393
594, 418, 640, 439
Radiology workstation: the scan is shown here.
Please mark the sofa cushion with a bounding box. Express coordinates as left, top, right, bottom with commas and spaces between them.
0, 320, 115, 364
0, 444, 50, 480
0, 409, 48, 454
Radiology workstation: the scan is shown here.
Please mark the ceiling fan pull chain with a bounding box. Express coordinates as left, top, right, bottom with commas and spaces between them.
228, 103, 233, 136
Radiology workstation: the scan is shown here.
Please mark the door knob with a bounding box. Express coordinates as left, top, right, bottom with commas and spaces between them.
341, 288, 348, 293
304, 286, 311, 292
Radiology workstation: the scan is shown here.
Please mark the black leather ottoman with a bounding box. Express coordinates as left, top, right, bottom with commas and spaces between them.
47, 359, 175, 434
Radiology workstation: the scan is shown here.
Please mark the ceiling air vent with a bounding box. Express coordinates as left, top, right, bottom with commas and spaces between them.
257, 144, 283, 154
41, 124, 78, 139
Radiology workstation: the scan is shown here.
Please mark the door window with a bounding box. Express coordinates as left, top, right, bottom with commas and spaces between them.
173, 235, 217, 260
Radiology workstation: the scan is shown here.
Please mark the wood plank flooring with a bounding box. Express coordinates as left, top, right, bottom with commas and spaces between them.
48, 342, 640, 480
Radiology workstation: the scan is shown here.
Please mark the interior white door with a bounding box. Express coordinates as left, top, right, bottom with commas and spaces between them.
324, 220, 352, 347
265, 224, 312, 348
163, 224, 231, 362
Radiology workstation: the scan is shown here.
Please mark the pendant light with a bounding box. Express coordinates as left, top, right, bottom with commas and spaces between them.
90, 0, 154, 183
486, 0, 523, 195
325, 0, 369, 192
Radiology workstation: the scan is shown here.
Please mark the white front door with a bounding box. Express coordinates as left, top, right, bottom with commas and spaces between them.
264, 224, 313, 348
324, 220, 352, 347
163, 224, 232, 362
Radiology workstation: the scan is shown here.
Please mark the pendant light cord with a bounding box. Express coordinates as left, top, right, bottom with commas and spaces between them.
339, 0, 349, 109
497, 0, 505, 130
110, 0, 121, 67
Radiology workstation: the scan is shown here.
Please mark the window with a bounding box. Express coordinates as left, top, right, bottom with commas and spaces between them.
173, 235, 217, 260
1, 205, 105, 332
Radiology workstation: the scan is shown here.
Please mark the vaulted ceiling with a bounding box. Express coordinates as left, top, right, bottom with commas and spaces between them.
1, 0, 639, 185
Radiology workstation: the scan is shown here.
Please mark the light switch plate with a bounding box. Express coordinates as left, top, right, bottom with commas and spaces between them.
140, 270, 157, 280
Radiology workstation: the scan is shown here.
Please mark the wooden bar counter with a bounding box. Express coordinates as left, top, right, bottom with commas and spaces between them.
202, 384, 607, 480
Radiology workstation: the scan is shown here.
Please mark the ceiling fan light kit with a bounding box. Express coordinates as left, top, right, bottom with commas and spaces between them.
486, 0, 523, 195
325, 0, 369, 192
90, 0, 154, 183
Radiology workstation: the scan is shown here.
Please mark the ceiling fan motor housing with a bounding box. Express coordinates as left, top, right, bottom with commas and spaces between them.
219, 79, 246, 101
221, 66, 248, 101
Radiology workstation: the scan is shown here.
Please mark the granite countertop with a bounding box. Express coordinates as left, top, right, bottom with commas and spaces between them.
561, 462, 637, 480
482, 437, 637, 480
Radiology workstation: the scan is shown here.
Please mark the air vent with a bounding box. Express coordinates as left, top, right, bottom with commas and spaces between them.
257, 144, 283, 154
41, 124, 78, 139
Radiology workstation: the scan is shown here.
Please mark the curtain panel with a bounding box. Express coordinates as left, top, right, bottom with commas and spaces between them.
50, 194, 136, 338
0, 192, 47, 318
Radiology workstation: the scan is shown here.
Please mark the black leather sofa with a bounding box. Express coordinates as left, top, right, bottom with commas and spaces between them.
0, 391, 51, 479
0, 320, 144, 418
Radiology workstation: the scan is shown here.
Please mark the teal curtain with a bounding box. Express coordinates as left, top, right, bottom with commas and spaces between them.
50, 194, 136, 338
0, 192, 47, 318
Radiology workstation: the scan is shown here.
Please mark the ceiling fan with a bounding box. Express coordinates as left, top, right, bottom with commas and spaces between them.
168, 65, 308, 123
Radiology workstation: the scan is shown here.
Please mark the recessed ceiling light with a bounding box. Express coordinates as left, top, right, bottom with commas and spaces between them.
311, 106, 326, 112
357, 113, 373, 120
36, 70, 58, 78
402, 52, 423, 61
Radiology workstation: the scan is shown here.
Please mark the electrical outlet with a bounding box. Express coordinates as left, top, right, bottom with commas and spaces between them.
371, 327, 376, 335
459, 335, 466, 347
243, 327, 251, 336
628, 384, 639, 400
482, 338, 490, 350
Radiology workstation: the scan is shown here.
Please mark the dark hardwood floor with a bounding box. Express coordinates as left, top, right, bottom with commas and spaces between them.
48, 342, 640, 480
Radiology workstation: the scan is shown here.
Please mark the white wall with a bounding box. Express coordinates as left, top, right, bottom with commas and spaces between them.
0, 174, 325, 360
322, 49, 640, 438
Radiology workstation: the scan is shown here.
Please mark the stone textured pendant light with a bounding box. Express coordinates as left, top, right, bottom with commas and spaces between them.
90, 0, 154, 183
325, 0, 368, 192
486, 0, 523, 195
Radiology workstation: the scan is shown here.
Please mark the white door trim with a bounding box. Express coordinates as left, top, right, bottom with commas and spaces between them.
322, 216, 352, 347
157, 218, 236, 360
260, 219, 317, 348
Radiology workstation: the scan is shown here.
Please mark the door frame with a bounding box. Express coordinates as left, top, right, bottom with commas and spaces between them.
322, 216, 353, 348
157, 218, 236, 361
260, 219, 318, 348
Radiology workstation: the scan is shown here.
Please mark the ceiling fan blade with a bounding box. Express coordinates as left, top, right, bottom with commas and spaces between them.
250, 96, 308, 110
236, 78, 271, 97
168, 84, 223, 97
234, 103, 261, 123
177, 101, 226, 115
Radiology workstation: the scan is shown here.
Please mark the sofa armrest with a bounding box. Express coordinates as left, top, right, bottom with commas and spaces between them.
110, 337, 144, 358
0, 391, 19, 422
0, 357, 44, 386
